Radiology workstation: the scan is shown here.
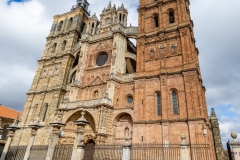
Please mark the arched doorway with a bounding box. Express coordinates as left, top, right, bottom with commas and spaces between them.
113, 113, 133, 143
59, 111, 96, 144
83, 139, 95, 160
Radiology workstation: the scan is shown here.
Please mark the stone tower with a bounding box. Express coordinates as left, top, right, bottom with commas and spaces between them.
134, 0, 215, 158
12, 0, 90, 145
210, 108, 228, 160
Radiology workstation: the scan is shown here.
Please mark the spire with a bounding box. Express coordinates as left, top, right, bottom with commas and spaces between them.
112, 4, 116, 11
210, 108, 218, 120
90, 13, 98, 21
211, 108, 216, 117
118, 3, 127, 12
108, 1, 111, 9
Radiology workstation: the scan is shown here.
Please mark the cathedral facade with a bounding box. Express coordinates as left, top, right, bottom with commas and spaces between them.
12, 0, 216, 159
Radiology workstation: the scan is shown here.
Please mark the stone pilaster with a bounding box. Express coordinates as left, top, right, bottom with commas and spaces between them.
122, 137, 131, 160
23, 117, 43, 160
71, 110, 89, 160
46, 112, 65, 160
0, 117, 20, 160
180, 133, 190, 160
230, 132, 240, 160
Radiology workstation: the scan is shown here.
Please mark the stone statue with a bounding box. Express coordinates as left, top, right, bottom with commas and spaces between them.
124, 127, 129, 137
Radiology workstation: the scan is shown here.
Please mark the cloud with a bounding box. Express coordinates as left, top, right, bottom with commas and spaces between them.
0, 0, 239, 148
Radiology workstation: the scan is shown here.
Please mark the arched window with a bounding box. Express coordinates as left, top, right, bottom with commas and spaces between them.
70, 71, 76, 83
42, 104, 48, 122
61, 40, 67, 51
123, 14, 125, 23
119, 13, 122, 22
52, 43, 57, 53
68, 18, 73, 29
58, 21, 63, 31
169, 10, 175, 24
153, 13, 159, 28
30, 105, 38, 122
72, 54, 79, 68
172, 90, 179, 114
156, 93, 161, 116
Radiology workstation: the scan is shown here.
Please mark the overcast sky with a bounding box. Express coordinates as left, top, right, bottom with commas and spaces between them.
0, 0, 239, 147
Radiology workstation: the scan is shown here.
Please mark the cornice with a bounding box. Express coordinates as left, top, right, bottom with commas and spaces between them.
133, 117, 207, 124
133, 67, 200, 81
47, 30, 80, 40
38, 52, 75, 63
137, 23, 191, 40
26, 87, 66, 95
138, 0, 177, 11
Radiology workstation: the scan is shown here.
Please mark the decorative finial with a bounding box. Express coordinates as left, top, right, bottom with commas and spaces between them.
181, 133, 186, 144
231, 132, 238, 142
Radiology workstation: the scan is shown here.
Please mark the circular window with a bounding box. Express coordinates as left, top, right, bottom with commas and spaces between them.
127, 96, 133, 104
96, 53, 108, 66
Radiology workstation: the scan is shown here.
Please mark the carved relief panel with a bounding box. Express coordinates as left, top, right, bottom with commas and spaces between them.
41, 65, 60, 78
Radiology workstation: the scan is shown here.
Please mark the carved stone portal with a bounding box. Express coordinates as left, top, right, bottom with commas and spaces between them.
59, 111, 96, 144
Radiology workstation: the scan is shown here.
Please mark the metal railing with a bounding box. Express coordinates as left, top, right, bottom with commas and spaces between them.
83, 144, 123, 160
130, 143, 181, 160
5, 146, 27, 160
53, 144, 73, 160
190, 144, 210, 160
29, 145, 48, 160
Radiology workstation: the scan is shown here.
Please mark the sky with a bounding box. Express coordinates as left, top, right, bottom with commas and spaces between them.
0, 0, 240, 147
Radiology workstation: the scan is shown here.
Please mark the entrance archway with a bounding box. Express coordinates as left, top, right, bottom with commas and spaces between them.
83, 139, 95, 160
59, 110, 96, 144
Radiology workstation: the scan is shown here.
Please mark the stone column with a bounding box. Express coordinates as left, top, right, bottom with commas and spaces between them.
122, 137, 131, 160
46, 112, 65, 160
71, 110, 89, 160
23, 117, 43, 160
230, 132, 240, 160
0, 117, 20, 160
180, 133, 190, 160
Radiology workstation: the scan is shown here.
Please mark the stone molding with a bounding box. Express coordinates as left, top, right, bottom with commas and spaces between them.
59, 97, 113, 110
133, 117, 207, 124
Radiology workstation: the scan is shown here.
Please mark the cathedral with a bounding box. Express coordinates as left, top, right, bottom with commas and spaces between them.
8, 0, 227, 159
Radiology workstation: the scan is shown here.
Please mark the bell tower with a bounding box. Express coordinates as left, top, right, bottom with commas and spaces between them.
12, 0, 90, 146
134, 0, 216, 158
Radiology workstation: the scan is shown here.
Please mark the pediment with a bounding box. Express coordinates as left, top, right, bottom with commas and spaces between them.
89, 76, 104, 86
